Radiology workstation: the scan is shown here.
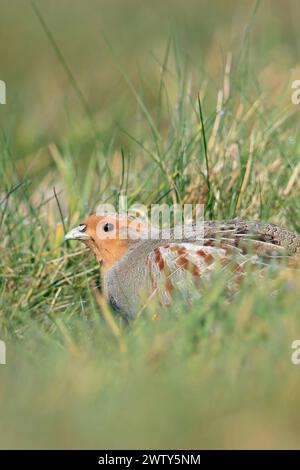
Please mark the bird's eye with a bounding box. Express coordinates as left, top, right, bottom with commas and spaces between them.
103, 222, 114, 232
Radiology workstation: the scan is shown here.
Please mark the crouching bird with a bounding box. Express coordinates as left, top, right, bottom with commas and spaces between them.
65, 215, 300, 321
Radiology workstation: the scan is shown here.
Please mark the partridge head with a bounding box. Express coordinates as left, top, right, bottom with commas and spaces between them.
64, 214, 145, 269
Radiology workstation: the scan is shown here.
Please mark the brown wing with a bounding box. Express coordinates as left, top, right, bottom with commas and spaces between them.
145, 242, 250, 306
201, 219, 300, 258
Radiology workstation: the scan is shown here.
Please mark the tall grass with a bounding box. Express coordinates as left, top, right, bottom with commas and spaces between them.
0, 0, 300, 449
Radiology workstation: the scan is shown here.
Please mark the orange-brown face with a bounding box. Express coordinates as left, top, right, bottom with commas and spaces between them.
65, 214, 145, 269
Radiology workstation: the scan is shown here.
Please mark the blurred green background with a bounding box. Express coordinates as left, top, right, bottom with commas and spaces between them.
1, 1, 300, 155
1, 0, 300, 449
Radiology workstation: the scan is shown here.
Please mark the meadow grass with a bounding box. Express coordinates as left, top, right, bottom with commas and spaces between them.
0, 0, 300, 449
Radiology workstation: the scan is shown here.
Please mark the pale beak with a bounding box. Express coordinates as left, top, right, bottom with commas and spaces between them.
64, 225, 90, 241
